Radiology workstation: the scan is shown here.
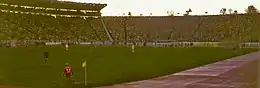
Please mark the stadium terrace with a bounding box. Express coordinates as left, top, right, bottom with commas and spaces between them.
0, 0, 260, 46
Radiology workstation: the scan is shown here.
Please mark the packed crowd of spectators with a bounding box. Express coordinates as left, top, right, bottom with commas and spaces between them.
103, 14, 260, 42
1, 12, 260, 43
0, 2, 260, 45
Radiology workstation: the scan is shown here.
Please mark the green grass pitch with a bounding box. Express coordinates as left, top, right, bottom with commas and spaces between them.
0, 45, 257, 88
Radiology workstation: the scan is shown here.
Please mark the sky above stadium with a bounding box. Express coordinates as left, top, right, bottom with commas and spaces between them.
59, 0, 260, 16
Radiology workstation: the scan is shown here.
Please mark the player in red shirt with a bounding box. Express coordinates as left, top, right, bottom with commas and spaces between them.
62, 63, 73, 80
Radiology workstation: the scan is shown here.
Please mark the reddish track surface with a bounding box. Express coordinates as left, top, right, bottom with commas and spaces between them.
98, 52, 260, 88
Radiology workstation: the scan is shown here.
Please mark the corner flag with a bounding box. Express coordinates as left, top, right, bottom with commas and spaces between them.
82, 61, 87, 68
82, 61, 87, 85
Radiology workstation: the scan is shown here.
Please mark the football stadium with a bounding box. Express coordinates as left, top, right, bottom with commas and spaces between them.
0, 0, 259, 88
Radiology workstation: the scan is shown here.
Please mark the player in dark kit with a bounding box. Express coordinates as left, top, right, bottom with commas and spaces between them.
62, 63, 73, 80
44, 52, 49, 64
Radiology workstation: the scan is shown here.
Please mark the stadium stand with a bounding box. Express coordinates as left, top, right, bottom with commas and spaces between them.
0, 0, 107, 43
1, 0, 107, 11
0, 0, 260, 46
96, 14, 260, 42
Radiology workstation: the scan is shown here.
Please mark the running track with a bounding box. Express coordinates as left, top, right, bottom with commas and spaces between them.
98, 51, 259, 88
